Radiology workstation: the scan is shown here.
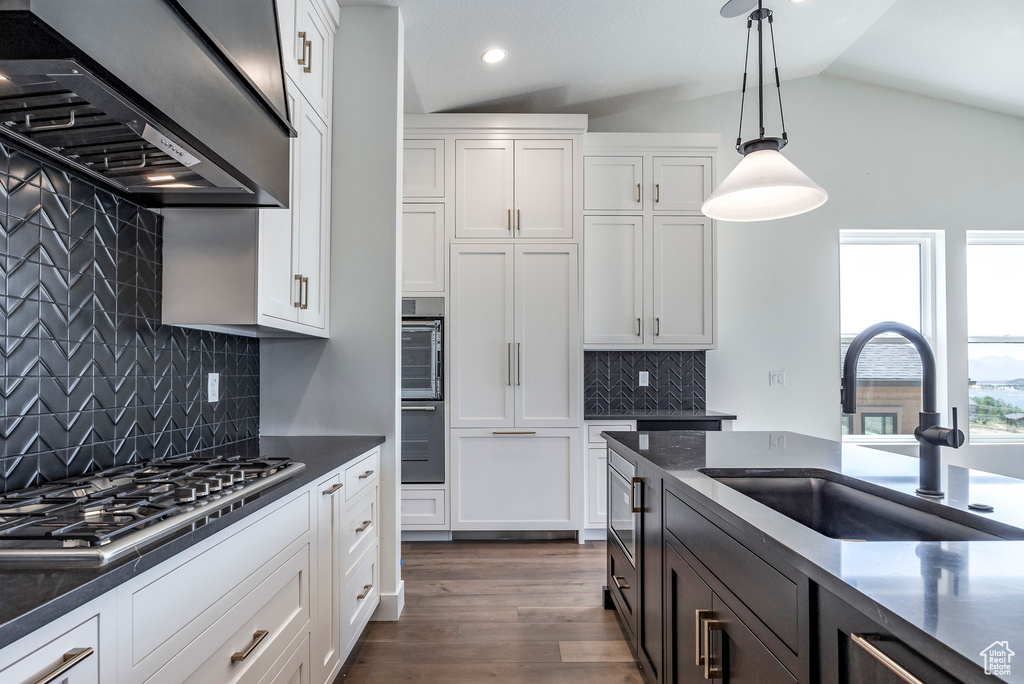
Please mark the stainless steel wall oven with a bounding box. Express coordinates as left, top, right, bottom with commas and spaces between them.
401, 298, 445, 484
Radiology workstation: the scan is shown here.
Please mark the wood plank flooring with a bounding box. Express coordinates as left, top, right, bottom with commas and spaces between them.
342, 540, 644, 683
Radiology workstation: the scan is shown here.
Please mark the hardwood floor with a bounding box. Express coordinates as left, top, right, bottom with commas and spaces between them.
343, 540, 644, 683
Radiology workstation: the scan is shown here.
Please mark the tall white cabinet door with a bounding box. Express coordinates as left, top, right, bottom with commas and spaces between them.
514, 244, 580, 427
455, 140, 514, 238
652, 156, 712, 212
403, 140, 445, 199
295, 99, 329, 329
450, 429, 579, 530
450, 244, 516, 427
584, 156, 643, 211
295, 0, 333, 120
313, 473, 342, 684
652, 217, 714, 346
583, 216, 644, 346
259, 86, 300, 324
401, 204, 445, 293
513, 140, 573, 238
586, 446, 608, 528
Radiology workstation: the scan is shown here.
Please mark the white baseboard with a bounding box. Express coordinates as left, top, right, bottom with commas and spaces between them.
401, 530, 453, 542
372, 579, 405, 621
582, 527, 606, 542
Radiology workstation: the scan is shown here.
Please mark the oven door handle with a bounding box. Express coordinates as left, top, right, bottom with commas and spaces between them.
402, 406, 437, 412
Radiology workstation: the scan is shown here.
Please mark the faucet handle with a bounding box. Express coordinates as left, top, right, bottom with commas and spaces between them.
950, 406, 964, 449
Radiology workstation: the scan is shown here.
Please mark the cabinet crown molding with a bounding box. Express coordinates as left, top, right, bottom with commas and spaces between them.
405, 113, 588, 135
584, 132, 722, 154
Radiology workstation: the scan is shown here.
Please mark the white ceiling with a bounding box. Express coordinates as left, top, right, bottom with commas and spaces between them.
340, 0, 1024, 120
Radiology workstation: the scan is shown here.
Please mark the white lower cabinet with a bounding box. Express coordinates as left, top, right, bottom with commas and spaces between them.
401, 487, 447, 527
261, 632, 311, 684
450, 429, 580, 531
583, 421, 635, 530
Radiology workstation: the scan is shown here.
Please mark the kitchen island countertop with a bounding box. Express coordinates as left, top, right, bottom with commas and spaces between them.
584, 409, 737, 421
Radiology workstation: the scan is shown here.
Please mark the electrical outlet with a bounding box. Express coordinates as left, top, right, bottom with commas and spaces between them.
208, 373, 220, 403
639, 434, 649, 450
769, 370, 785, 387
638, 371, 650, 387
769, 433, 786, 450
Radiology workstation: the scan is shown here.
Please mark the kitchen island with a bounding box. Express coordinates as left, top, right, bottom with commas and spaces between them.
603, 429, 1024, 683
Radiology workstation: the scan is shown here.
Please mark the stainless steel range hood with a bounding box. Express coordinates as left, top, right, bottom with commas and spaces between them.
0, 0, 292, 207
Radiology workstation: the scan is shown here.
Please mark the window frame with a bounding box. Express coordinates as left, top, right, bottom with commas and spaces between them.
860, 412, 898, 436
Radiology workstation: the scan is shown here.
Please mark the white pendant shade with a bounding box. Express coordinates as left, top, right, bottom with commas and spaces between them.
701, 148, 828, 222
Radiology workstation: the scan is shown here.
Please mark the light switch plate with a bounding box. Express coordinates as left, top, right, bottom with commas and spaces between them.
638, 371, 650, 387
769, 370, 785, 387
208, 373, 220, 402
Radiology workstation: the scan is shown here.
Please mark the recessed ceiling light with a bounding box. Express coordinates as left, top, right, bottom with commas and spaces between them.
147, 174, 175, 182
481, 48, 508, 64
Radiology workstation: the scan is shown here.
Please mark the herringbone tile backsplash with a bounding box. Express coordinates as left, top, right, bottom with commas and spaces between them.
584, 351, 706, 415
0, 141, 260, 492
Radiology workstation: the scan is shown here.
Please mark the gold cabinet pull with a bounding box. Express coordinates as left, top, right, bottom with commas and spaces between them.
516, 208, 521, 233
516, 342, 521, 386
492, 431, 536, 435
630, 476, 643, 513
34, 647, 94, 684
507, 342, 512, 386
356, 519, 372, 532
636, 317, 641, 336
703, 618, 724, 679
655, 317, 661, 336
297, 31, 307, 65
612, 575, 630, 590
357, 583, 373, 600
507, 208, 512, 232
322, 482, 343, 496
300, 276, 310, 310
695, 609, 712, 665
305, 37, 313, 73
656, 183, 661, 203
231, 630, 269, 663
851, 634, 925, 684
636, 182, 641, 203
293, 273, 303, 308
358, 469, 374, 479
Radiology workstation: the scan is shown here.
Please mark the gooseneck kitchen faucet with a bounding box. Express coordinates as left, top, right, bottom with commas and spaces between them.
841, 321, 964, 498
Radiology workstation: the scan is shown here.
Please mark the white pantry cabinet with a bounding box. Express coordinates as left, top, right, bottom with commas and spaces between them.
455, 139, 573, 239
584, 156, 644, 211
402, 203, 445, 293
278, 0, 335, 121
651, 216, 714, 346
403, 139, 445, 199
449, 243, 580, 428
583, 215, 644, 346
651, 156, 713, 212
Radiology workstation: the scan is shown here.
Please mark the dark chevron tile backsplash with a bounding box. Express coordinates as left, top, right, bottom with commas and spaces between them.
584, 351, 706, 415
0, 141, 260, 493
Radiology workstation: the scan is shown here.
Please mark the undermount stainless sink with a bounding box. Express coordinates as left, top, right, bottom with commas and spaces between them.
698, 468, 1024, 542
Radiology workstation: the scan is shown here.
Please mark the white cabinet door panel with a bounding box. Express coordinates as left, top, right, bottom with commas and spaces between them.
653, 217, 714, 346
451, 430, 579, 530
652, 156, 712, 212
584, 156, 643, 211
313, 474, 341, 683
295, 99, 328, 329
450, 245, 515, 427
403, 140, 445, 198
295, 0, 333, 121
402, 204, 445, 293
586, 446, 607, 528
583, 216, 644, 346
455, 140, 514, 238
514, 244, 580, 427
514, 140, 573, 238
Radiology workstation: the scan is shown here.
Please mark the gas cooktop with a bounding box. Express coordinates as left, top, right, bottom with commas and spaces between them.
0, 452, 304, 563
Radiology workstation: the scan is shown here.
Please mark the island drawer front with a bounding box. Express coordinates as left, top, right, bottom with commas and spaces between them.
341, 483, 378, 575
344, 448, 380, 501
664, 490, 799, 653
609, 449, 635, 479
587, 422, 634, 444
606, 532, 637, 642
0, 614, 100, 684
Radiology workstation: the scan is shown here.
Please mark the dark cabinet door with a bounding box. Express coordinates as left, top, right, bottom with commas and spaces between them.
637, 460, 664, 682
664, 543, 715, 684
708, 595, 797, 684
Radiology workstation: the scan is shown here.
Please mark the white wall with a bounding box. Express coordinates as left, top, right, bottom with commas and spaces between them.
591, 74, 1024, 476
260, 7, 406, 618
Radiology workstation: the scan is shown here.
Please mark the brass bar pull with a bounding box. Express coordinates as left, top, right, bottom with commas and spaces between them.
294, 273, 303, 308
851, 634, 925, 684
508, 342, 512, 386
492, 431, 537, 435
656, 317, 661, 336
656, 183, 661, 203
630, 476, 642, 513
322, 482, 344, 496
34, 647, 94, 684
612, 575, 630, 590
356, 519, 372, 532
358, 470, 374, 479
297, 31, 308, 66
301, 276, 310, 310
402, 406, 436, 412
695, 609, 712, 666
516, 209, 521, 233
636, 317, 641, 336
24, 111, 76, 132
703, 619, 724, 679
357, 583, 373, 600
305, 37, 313, 73
517, 342, 521, 386
507, 208, 512, 232
636, 182, 641, 203
231, 630, 269, 663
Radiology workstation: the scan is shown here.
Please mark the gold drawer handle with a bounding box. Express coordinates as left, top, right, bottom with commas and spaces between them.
293, 273, 302, 308
297, 31, 307, 66
695, 609, 711, 666
322, 482, 343, 496
358, 470, 374, 480
356, 519, 372, 532
300, 276, 309, 310
851, 634, 925, 684
612, 575, 630, 590
34, 647, 94, 684
357, 583, 373, 600
703, 618, 724, 679
231, 629, 269, 663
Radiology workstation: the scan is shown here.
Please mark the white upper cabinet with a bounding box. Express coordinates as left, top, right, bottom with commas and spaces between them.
292, 92, 330, 329
652, 217, 714, 346
455, 139, 573, 239
403, 140, 445, 199
652, 156, 712, 212
584, 156, 644, 211
402, 203, 445, 293
583, 215, 644, 346
281, 0, 335, 121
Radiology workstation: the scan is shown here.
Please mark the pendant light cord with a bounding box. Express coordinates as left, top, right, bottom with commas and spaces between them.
736, 17, 753, 151
768, 12, 788, 143
757, 1, 764, 140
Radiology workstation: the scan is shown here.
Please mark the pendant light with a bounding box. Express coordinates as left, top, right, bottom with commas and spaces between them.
701, 0, 827, 222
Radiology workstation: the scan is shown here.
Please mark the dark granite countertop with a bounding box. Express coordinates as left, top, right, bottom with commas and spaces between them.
584, 409, 737, 421
0, 435, 385, 650
602, 430, 1024, 683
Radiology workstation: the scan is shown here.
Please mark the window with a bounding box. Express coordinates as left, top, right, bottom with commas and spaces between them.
840, 232, 936, 441
967, 232, 1024, 440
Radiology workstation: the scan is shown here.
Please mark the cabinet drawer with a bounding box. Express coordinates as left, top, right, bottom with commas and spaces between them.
344, 449, 380, 501
606, 532, 637, 642
343, 546, 379, 652
258, 631, 310, 684
587, 422, 634, 444
664, 490, 798, 652
342, 483, 378, 575
608, 448, 635, 479
401, 488, 447, 526
0, 615, 100, 684
149, 545, 310, 684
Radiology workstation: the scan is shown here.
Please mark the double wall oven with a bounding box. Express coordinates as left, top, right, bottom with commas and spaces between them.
401, 298, 444, 484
